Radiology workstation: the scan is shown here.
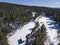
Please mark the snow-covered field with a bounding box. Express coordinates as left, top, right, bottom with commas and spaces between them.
8, 22, 35, 45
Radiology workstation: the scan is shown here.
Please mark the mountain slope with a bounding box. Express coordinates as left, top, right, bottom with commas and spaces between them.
0, 2, 60, 45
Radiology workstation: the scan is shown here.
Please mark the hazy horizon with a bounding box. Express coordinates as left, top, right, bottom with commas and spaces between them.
0, 0, 60, 8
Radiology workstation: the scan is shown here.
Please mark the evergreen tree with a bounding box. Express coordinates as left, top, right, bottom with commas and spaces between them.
32, 24, 47, 45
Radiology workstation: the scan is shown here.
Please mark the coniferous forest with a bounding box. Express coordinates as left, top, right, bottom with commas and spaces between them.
0, 2, 60, 45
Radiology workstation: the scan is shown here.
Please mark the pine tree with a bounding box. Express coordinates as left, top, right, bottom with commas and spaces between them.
32, 24, 47, 45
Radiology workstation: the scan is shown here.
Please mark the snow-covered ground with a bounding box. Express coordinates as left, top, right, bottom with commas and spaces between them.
8, 22, 35, 45
38, 14, 59, 45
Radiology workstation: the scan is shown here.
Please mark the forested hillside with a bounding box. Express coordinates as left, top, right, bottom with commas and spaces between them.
0, 2, 60, 45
